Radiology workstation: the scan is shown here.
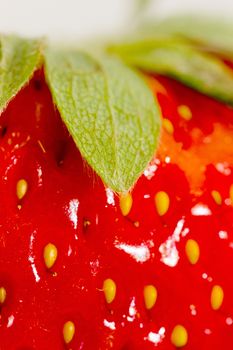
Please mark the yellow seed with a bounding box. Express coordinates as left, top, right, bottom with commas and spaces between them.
162, 118, 174, 134
230, 184, 233, 205
151, 79, 167, 95
119, 193, 133, 216
103, 278, 116, 304
37, 140, 46, 154
154, 191, 170, 216
178, 105, 192, 121
211, 190, 222, 205
0, 287, 6, 304
211, 285, 224, 310
144, 285, 158, 310
43, 243, 58, 269
16, 179, 28, 200
185, 239, 200, 265
63, 321, 75, 344
171, 325, 188, 348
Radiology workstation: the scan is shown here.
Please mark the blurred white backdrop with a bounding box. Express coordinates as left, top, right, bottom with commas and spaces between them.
0, 0, 232, 39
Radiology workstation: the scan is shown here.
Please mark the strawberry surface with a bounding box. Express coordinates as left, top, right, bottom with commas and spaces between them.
0, 69, 233, 350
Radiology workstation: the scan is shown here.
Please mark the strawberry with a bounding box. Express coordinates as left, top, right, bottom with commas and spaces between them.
0, 63, 232, 350
0, 15, 233, 349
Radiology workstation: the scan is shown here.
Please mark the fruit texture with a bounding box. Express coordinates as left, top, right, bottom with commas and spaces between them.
0, 68, 232, 350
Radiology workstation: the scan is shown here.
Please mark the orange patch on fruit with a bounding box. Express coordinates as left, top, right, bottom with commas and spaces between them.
158, 123, 233, 192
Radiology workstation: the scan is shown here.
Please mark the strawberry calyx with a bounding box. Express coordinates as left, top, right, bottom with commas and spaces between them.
1, 25, 233, 192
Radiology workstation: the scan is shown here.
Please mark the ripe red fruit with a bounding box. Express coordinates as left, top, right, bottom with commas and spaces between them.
0, 69, 232, 349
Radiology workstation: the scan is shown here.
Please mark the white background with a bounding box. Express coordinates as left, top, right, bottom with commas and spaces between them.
0, 0, 232, 40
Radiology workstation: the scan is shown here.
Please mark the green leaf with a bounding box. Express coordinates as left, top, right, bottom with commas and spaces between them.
44, 49, 161, 192
0, 35, 43, 112
110, 40, 233, 105
149, 15, 233, 58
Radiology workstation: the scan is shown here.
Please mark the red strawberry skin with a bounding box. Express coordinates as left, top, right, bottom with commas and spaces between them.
0, 70, 232, 349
